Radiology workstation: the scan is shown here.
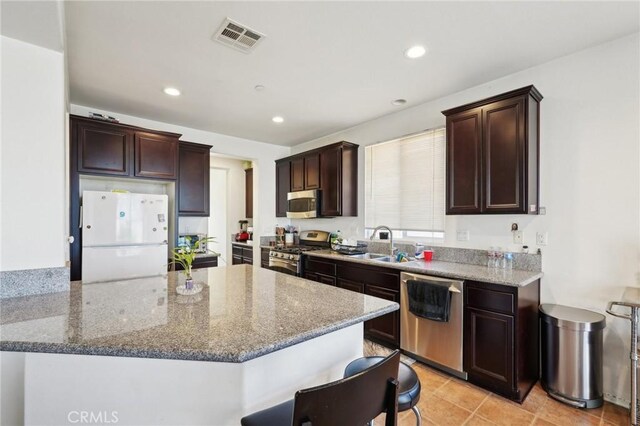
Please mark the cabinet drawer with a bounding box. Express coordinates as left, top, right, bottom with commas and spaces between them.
466, 283, 516, 315
304, 257, 337, 277
338, 263, 399, 291
242, 247, 253, 259
232, 245, 243, 256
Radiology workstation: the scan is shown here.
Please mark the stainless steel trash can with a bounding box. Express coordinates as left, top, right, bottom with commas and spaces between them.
540, 304, 606, 408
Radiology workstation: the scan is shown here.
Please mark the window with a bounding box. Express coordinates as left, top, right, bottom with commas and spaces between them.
365, 128, 445, 240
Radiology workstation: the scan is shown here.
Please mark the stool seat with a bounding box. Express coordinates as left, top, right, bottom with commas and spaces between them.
344, 356, 421, 412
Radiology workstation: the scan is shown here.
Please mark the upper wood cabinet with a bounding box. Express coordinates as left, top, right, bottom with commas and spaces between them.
290, 153, 320, 191
443, 86, 542, 215
178, 142, 211, 216
275, 160, 291, 217
320, 142, 358, 217
76, 119, 132, 176
275, 141, 358, 218
71, 115, 181, 181
245, 168, 253, 219
134, 132, 179, 179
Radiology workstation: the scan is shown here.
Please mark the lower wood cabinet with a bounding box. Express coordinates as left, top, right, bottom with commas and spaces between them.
232, 243, 253, 265
172, 255, 218, 271
463, 279, 540, 402
302, 256, 400, 348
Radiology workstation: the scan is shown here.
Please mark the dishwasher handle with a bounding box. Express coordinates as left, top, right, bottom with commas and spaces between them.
401, 276, 461, 293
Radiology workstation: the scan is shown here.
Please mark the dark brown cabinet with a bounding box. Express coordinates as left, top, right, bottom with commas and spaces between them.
319, 143, 358, 217
178, 142, 211, 216
443, 86, 542, 215
275, 141, 358, 218
302, 256, 400, 347
232, 243, 253, 265
463, 280, 540, 402
275, 160, 291, 217
134, 132, 179, 179
245, 168, 253, 218
76, 120, 132, 176
290, 157, 305, 191
173, 255, 218, 271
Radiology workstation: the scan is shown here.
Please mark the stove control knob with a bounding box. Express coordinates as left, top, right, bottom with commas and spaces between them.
289, 254, 295, 260
279, 253, 285, 258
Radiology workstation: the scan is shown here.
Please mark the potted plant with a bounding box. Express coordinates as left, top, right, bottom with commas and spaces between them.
170, 237, 218, 292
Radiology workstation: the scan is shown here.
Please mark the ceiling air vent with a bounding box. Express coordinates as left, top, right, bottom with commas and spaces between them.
213, 18, 265, 53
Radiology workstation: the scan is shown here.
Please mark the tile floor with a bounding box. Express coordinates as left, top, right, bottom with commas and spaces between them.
374, 361, 631, 426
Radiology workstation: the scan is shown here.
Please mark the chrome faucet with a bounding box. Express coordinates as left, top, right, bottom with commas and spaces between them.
370, 225, 395, 257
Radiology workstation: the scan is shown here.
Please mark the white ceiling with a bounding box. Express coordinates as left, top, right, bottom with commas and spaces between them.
1, 1, 64, 52
61, 1, 639, 146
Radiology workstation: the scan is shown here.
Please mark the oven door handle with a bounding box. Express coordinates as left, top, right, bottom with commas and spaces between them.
401, 278, 461, 293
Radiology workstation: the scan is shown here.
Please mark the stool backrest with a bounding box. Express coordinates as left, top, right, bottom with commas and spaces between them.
291, 350, 400, 426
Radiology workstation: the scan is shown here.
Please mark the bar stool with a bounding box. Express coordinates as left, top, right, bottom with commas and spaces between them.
241, 350, 402, 426
344, 356, 422, 426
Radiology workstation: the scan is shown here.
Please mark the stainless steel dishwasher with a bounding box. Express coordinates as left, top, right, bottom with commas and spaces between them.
400, 272, 467, 379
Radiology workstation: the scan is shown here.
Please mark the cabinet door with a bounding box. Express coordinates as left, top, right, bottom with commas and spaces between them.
304, 153, 320, 189
318, 274, 336, 286
337, 278, 364, 294
482, 97, 526, 213
464, 307, 515, 394
320, 144, 342, 216
77, 121, 132, 176
245, 168, 253, 218
303, 272, 319, 282
232, 255, 243, 265
178, 143, 210, 216
290, 157, 305, 191
364, 284, 400, 347
275, 161, 291, 217
134, 132, 178, 179
446, 108, 482, 214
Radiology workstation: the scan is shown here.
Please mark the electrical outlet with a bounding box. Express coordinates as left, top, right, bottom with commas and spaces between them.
536, 232, 548, 246
456, 230, 470, 241
539, 206, 547, 215
513, 230, 523, 244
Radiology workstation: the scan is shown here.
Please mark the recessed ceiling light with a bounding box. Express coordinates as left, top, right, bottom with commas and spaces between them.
254, 85, 265, 91
272, 116, 284, 124
392, 99, 407, 106
404, 45, 427, 59
163, 87, 181, 96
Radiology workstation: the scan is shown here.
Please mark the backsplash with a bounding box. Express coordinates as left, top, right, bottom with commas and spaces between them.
359, 240, 541, 272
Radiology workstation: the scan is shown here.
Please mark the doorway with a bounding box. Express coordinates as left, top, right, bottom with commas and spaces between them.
209, 168, 228, 265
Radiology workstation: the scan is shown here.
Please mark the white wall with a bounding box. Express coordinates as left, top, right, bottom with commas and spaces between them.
292, 33, 640, 404
70, 104, 290, 261
0, 36, 66, 271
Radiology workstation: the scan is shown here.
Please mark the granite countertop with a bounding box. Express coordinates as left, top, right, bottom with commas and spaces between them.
231, 241, 253, 247
0, 266, 397, 362
306, 250, 543, 287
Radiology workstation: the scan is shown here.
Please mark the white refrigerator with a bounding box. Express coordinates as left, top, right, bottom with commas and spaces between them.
82, 190, 169, 283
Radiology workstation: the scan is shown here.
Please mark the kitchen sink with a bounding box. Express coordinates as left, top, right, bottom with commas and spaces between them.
348, 253, 395, 262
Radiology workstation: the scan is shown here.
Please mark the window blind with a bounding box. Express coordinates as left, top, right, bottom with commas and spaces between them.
365, 128, 445, 232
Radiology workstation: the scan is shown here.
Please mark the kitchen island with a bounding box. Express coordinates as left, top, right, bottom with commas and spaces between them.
0, 265, 397, 425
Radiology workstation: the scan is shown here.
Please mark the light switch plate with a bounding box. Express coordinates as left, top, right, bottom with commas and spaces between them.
456, 230, 470, 241
513, 230, 523, 244
536, 232, 548, 246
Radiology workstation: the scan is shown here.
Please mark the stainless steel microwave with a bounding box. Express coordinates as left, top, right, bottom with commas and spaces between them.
287, 190, 320, 219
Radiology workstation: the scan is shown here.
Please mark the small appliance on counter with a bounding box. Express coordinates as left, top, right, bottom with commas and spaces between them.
177, 234, 208, 253
235, 220, 250, 242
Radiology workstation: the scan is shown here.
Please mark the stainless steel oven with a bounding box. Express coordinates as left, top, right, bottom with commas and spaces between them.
400, 272, 466, 379
286, 190, 320, 219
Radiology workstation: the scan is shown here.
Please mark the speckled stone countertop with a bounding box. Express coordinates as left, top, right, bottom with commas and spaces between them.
306, 250, 543, 287
0, 266, 397, 362
231, 241, 253, 247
